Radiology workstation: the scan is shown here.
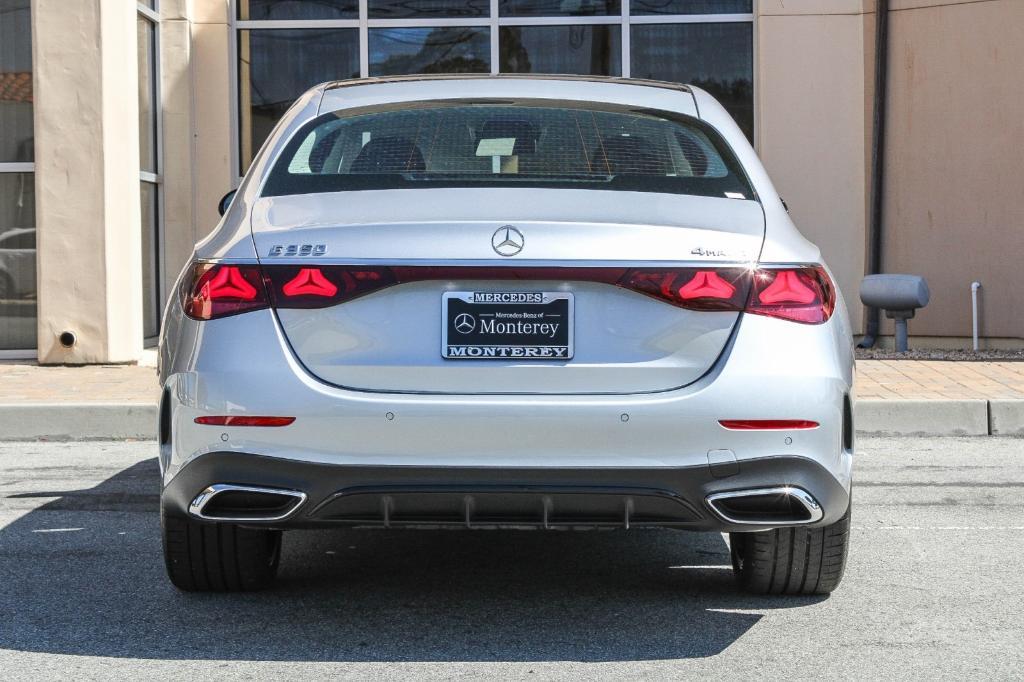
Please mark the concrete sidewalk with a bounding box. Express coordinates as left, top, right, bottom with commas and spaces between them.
1, 360, 1023, 440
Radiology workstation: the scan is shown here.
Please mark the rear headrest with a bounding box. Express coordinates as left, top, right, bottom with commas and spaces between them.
351, 136, 426, 173
595, 134, 669, 175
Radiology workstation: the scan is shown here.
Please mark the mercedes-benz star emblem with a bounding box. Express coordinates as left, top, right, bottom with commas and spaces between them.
491, 225, 525, 257
454, 313, 476, 334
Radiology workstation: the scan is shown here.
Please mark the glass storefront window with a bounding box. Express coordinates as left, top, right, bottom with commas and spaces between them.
137, 16, 157, 174
1, 0, 35, 350
368, 0, 488, 20
138, 4, 162, 339
234, 1, 755, 171
238, 29, 360, 170
0, 173, 35, 350
239, 0, 358, 20
630, 0, 750, 15
140, 182, 159, 338
631, 22, 753, 140
499, 0, 619, 17
0, 0, 33, 163
369, 27, 490, 77
500, 26, 620, 76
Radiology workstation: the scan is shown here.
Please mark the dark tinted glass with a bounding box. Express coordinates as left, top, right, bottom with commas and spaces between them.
141, 182, 159, 338
238, 29, 359, 170
368, 0, 488, 19
0, 173, 35, 349
264, 101, 753, 198
499, 0, 618, 17
238, 0, 358, 20
500, 26, 620, 76
631, 0, 750, 15
0, 0, 33, 162
369, 28, 490, 76
631, 23, 753, 141
137, 16, 158, 173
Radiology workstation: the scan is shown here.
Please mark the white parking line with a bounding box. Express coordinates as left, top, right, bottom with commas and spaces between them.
32, 528, 84, 533
854, 526, 1024, 531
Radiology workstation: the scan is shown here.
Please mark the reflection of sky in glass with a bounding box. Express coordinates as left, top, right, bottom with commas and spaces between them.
248, 29, 360, 105
500, 26, 621, 76
632, 23, 751, 84
368, 28, 490, 75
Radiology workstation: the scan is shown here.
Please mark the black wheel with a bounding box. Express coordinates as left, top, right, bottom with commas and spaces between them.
729, 502, 850, 595
161, 510, 282, 591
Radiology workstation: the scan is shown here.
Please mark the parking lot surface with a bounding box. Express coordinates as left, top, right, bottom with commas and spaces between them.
1, 436, 1022, 679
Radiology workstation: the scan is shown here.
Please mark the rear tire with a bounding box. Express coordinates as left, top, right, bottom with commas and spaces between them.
162, 510, 282, 591
729, 502, 850, 595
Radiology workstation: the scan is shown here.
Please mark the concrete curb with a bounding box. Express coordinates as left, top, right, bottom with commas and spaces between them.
0, 403, 158, 441
855, 399, 991, 437
0, 399, 1022, 440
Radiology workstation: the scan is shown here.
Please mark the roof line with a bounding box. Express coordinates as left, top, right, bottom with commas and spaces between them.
321, 73, 693, 94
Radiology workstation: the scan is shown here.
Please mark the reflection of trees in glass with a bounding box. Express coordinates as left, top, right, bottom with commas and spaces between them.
499, 27, 530, 73
372, 28, 489, 75
499, 26, 616, 76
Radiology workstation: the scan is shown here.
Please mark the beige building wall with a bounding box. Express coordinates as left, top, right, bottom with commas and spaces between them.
882, 0, 1024, 343
160, 0, 234, 288
32, 0, 143, 363
756, 0, 875, 334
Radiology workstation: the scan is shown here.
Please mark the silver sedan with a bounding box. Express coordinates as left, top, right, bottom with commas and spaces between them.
159, 75, 854, 595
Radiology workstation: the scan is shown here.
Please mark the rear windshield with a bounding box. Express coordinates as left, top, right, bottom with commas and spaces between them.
262, 99, 754, 199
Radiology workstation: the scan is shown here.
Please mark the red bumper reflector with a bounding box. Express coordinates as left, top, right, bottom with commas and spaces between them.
718, 419, 819, 430
194, 416, 295, 427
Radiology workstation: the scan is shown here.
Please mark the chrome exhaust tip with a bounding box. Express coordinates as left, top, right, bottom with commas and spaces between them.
706, 486, 823, 526
189, 484, 307, 522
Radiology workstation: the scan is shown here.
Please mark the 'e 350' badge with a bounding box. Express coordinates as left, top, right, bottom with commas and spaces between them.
267, 244, 327, 257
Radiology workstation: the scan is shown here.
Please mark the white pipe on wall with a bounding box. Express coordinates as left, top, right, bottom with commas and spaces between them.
971, 282, 982, 352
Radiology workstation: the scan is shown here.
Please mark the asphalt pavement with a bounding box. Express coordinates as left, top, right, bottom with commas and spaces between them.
1, 437, 1022, 679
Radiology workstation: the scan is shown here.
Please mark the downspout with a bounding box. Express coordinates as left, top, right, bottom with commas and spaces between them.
859, 0, 890, 348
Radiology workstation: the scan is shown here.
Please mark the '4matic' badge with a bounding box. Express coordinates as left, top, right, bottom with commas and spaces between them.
267, 244, 326, 257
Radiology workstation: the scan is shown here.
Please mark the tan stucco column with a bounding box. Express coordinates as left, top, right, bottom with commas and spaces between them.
756, 0, 875, 333
31, 0, 143, 363
160, 0, 233, 296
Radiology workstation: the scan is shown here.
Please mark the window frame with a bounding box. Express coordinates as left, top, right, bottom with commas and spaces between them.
229, 0, 757, 181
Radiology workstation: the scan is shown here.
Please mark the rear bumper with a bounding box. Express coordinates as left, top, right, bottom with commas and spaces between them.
162, 451, 851, 532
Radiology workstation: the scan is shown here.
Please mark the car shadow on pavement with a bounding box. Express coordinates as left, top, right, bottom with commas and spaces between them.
0, 458, 825, 663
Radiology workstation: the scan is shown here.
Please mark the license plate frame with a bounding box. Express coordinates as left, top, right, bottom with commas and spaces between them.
441, 291, 574, 361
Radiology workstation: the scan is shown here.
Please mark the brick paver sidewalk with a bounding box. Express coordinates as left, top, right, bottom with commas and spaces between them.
856, 361, 1024, 400
2, 359, 1024, 404
0, 362, 159, 404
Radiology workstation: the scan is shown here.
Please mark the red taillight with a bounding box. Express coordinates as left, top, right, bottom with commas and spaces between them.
719, 419, 820, 430
747, 266, 835, 324
182, 264, 268, 320
266, 265, 396, 308
194, 416, 295, 427
179, 262, 834, 325
619, 268, 751, 312
282, 268, 338, 297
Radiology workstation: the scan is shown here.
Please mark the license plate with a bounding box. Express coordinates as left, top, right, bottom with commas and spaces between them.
442, 292, 574, 360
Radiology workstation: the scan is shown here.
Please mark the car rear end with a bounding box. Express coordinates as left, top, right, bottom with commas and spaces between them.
158, 76, 854, 594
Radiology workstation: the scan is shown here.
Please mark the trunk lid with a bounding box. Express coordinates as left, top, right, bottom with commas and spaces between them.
251, 188, 764, 394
